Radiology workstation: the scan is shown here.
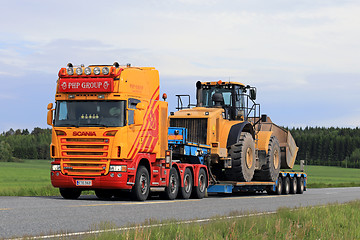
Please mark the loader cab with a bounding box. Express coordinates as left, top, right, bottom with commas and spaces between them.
197, 81, 257, 121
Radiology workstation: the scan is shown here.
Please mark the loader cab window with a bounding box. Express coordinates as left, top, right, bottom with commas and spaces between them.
127, 98, 140, 125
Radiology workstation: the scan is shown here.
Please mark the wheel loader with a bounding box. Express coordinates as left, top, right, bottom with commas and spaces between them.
169, 80, 298, 182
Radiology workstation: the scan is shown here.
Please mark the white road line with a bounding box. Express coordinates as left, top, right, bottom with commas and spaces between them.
8, 211, 277, 240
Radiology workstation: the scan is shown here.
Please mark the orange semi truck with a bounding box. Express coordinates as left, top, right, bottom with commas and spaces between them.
48, 63, 306, 201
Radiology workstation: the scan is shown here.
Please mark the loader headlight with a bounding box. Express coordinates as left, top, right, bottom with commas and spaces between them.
51, 164, 61, 171
109, 165, 127, 172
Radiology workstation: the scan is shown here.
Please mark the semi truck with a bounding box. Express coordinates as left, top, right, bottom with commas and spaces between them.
48, 63, 306, 201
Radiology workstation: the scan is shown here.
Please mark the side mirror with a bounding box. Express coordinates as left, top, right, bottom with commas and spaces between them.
47, 103, 54, 126
249, 88, 256, 100
133, 109, 144, 126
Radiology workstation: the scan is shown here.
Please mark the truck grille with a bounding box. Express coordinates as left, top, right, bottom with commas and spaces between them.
170, 118, 207, 144
60, 137, 110, 176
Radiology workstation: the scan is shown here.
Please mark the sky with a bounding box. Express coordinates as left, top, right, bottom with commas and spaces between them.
1, 0, 360, 132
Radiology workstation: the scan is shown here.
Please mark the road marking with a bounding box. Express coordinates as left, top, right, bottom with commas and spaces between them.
224, 195, 292, 200
0, 208, 11, 211
67, 199, 202, 207
9, 211, 277, 240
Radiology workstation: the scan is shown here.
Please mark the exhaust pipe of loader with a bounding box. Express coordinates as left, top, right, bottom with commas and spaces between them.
196, 81, 203, 107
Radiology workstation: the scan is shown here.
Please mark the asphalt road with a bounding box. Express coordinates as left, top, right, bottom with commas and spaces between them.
1, 187, 360, 239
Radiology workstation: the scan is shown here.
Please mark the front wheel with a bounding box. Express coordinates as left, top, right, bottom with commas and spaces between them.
192, 168, 207, 199
131, 166, 150, 201
59, 188, 81, 199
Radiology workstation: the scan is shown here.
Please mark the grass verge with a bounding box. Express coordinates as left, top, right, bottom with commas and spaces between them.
59, 200, 360, 240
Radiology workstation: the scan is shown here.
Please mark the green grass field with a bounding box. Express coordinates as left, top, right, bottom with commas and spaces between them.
292, 164, 360, 188
0, 160, 360, 196
79, 200, 360, 240
0, 159, 59, 196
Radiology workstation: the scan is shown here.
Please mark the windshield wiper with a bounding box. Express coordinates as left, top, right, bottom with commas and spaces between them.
56, 123, 78, 127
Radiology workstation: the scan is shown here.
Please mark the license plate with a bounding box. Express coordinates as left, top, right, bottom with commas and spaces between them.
76, 180, 92, 186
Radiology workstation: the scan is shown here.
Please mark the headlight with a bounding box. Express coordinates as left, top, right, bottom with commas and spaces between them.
76, 67, 83, 75
102, 67, 109, 75
84, 67, 91, 75
51, 164, 61, 171
109, 165, 127, 172
93, 67, 101, 75
67, 67, 74, 75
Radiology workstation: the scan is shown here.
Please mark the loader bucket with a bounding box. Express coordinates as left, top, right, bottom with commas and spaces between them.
258, 120, 298, 169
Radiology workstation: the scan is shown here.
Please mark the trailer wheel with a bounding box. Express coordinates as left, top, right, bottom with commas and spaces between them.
162, 168, 180, 200
59, 188, 81, 199
131, 166, 150, 201
290, 177, 297, 194
253, 136, 281, 181
282, 176, 290, 195
225, 132, 255, 182
95, 189, 113, 200
192, 168, 207, 199
275, 176, 283, 195
297, 177, 304, 194
179, 168, 193, 199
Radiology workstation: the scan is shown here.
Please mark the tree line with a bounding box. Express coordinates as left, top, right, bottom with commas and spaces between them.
0, 126, 359, 168
291, 127, 360, 168
0, 128, 51, 161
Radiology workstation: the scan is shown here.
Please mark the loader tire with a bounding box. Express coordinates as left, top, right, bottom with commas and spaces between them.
225, 132, 255, 182
253, 136, 281, 182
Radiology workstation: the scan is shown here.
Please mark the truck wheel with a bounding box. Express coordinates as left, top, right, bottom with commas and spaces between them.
59, 188, 81, 199
131, 166, 150, 201
179, 168, 193, 199
95, 189, 113, 200
162, 168, 180, 200
282, 176, 290, 195
192, 168, 207, 199
254, 136, 281, 181
290, 177, 297, 194
225, 132, 255, 182
275, 176, 283, 195
297, 177, 304, 194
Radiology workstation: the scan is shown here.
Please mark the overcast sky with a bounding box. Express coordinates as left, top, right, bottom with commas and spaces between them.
1, 0, 360, 132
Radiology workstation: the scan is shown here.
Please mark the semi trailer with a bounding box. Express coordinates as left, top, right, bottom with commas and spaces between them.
48, 63, 306, 201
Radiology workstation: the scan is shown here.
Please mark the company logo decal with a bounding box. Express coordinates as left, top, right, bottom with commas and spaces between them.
73, 131, 96, 136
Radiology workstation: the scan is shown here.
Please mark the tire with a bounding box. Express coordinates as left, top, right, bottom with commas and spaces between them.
179, 168, 193, 199
131, 166, 150, 201
59, 188, 81, 199
254, 136, 281, 181
162, 168, 180, 200
282, 177, 290, 195
297, 177, 304, 194
192, 168, 207, 199
290, 177, 297, 194
95, 189, 113, 200
275, 176, 283, 195
225, 132, 255, 182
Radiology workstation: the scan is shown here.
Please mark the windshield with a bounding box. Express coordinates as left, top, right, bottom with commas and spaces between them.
54, 100, 126, 127
202, 86, 233, 107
